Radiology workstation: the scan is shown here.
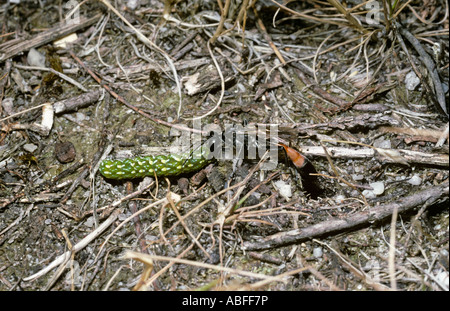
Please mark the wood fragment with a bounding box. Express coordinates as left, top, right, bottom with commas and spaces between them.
102, 58, 211, 77
0, 14, 101, 63
53, 90, 102, 114
435, 122, 449, 148
294, 113, 400, 132
183, 60, 234, 95
299, 145, 448, 167
248, 252, 284, 265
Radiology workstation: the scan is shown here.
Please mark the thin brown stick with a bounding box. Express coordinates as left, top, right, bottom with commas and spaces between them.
252, 5, 286, 65
210, 0, 231, 43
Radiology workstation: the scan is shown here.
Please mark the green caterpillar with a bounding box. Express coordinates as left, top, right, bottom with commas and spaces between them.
99, 145, 213, 180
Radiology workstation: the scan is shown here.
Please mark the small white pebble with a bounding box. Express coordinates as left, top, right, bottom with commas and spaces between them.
313, 247, 323, 259
2, 97, 14, 115
362, 189, 376, 199
138, 177, 153, 191
407, 174, 422, 186
75, 112, 86, 122
118, 213, 128, 221
351, 174, 364, 181
405, 71, 420, 90
126, 0, 139, 10
27, 48, 46, 67
354, 166, 363, 173
236, 83, 246, 92
84, 216, 95, 228
373, 137, 391, 149
23, 143, 38, 153
435, 271, 449, 288
334, 194, 346, 204
274, 180, 292, 199
370, 182, 385, 195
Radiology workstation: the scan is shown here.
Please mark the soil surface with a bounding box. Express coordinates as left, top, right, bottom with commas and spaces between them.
0, 0, 448, 291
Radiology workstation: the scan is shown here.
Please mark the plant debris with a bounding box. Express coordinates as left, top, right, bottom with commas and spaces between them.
0, 0, 448, 291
